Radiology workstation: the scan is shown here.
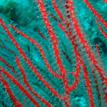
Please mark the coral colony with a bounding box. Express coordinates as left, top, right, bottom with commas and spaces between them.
0, 0, 107, 107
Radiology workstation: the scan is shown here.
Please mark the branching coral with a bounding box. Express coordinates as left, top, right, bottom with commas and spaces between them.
0, 0, 107, 107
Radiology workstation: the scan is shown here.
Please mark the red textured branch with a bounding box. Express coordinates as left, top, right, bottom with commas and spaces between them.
83, 0, 107, 29
37, 0, 67, 77
0, 18, 62, 99
57, 3, 101, 106
0, 76, 23, 107
68, 63, 81, 92
82, 63, 95, 107
10, 25, 61, 79
51, 1, 72, 34
91, 67, 102, 106
58, 19, 81, 93
0, 1, 106, 106
0, 67, 40, 107
65, 0, 107, 87
37, 0, 70, 99
15, 57, 52, 107
96, 20, 107, 39
52, 0, 64, 21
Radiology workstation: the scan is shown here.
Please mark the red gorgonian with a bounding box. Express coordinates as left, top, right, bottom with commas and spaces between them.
0, 0, 107, 107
